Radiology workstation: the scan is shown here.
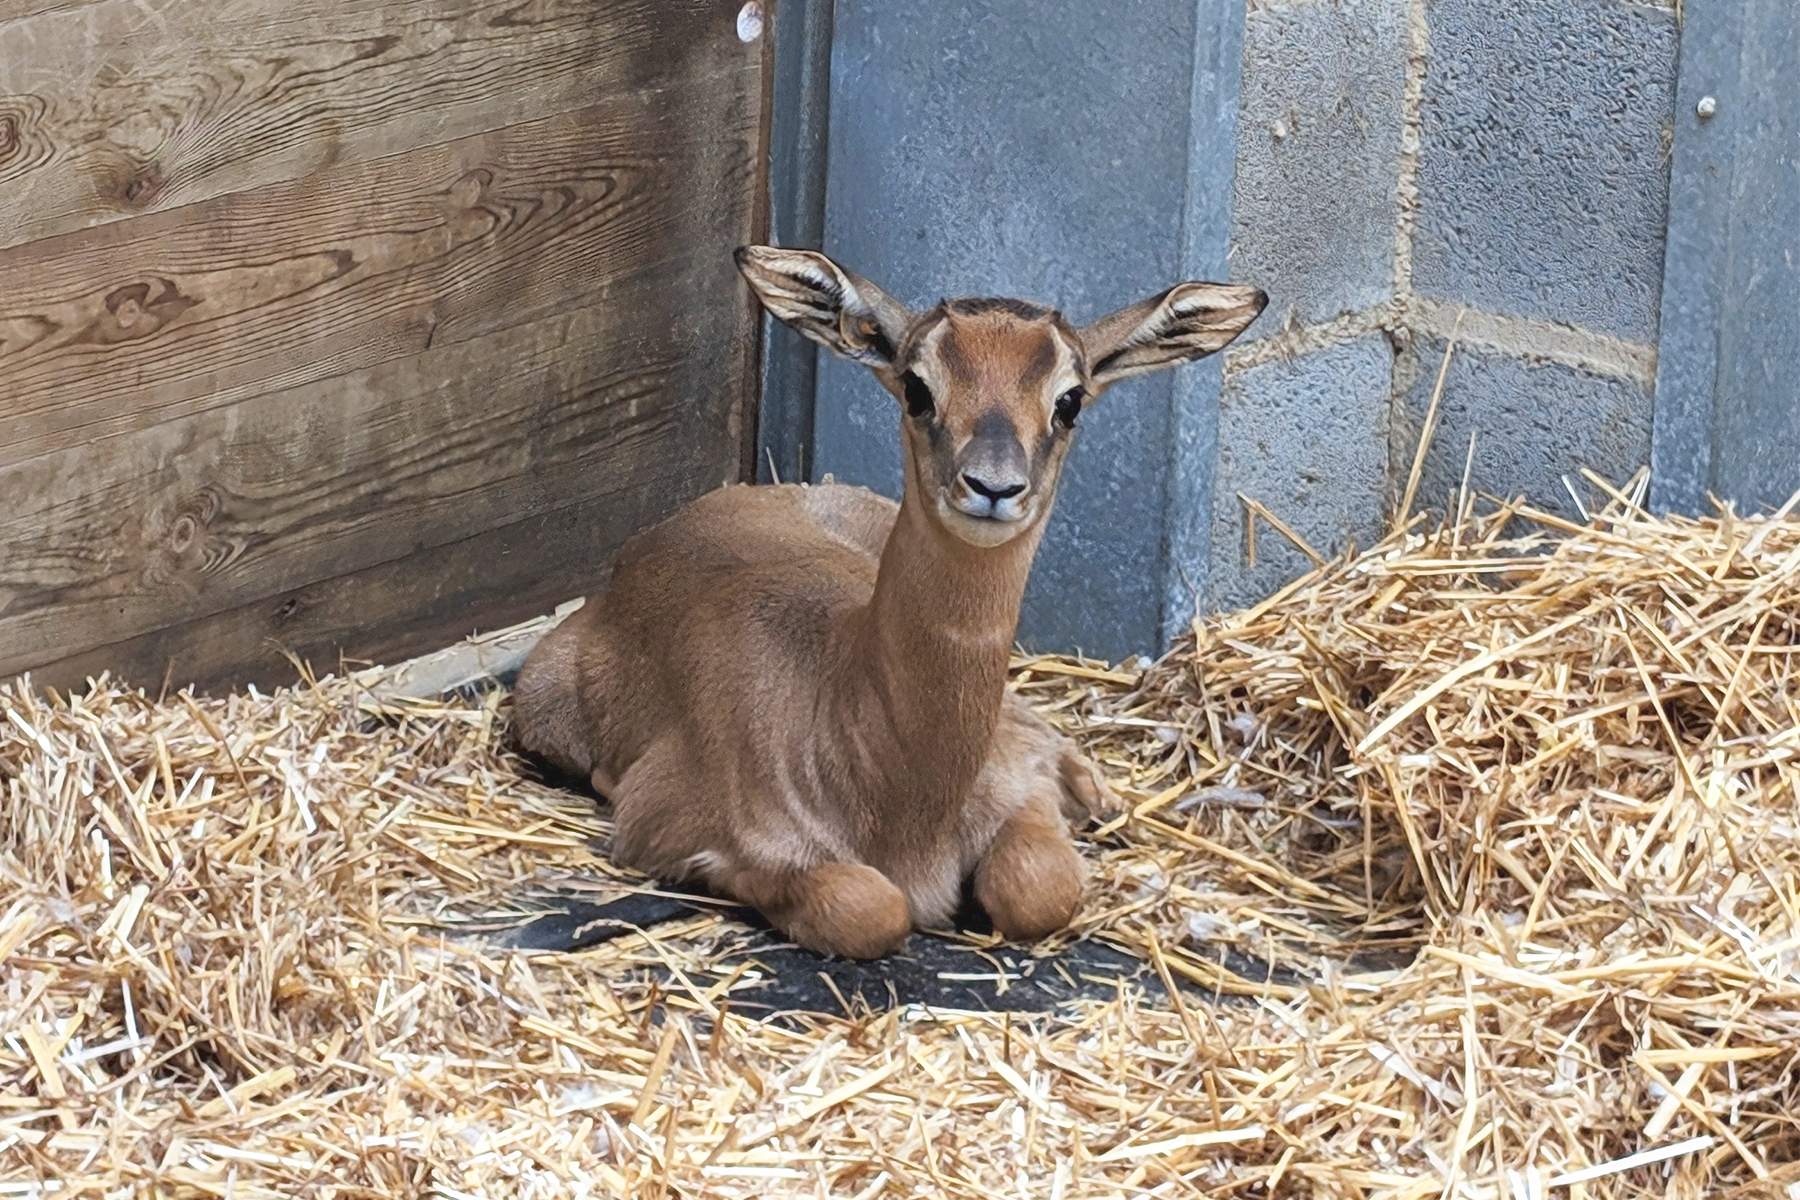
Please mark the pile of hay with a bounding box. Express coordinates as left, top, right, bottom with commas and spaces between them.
3, 482, 1797, 1198
1051, 481, 1800, 1196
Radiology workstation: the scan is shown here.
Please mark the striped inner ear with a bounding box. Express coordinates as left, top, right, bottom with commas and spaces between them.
736, 248, 899, 365
1091, 283, 1266, 383
749, 260, 848, 326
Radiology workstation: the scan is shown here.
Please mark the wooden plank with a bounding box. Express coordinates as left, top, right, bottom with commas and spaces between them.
33, 471, 718, 694
0, 2, 770, 690
0, 291, 745, 678
0, 82, 761, 466
0, 1, 102, 22
0, 0, 743, 249
359, 606, 576, 703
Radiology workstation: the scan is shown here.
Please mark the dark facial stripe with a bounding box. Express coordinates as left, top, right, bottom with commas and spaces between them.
1020, 332, 1059, 391
895, 307, 948, 372
936, 323, 975, 378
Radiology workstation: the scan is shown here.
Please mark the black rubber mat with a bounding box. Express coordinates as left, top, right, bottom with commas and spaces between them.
494, 887, 1297, 1017
443, 673, 1295, 1016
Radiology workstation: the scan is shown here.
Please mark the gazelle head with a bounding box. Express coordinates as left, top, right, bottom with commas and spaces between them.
737, 246, 1267, 549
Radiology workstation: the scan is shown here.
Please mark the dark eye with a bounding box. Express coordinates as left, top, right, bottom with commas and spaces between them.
902, 371, 935, 419
1053, 387, 1085, 429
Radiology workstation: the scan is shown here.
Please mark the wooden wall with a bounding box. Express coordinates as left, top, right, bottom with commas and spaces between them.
0, 0, 770, 691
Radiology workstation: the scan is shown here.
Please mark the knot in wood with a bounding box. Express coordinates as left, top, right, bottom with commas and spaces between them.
163, 486, 223, 557
122, 163, 165, 207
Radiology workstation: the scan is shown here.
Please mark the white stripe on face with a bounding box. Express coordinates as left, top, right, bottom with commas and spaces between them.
911, 317, 953, 395
1042, 328, 1084, 434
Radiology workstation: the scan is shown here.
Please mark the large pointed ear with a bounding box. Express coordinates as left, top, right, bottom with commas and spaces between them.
734, 245, 913, 369
1080, 282, 1267, 389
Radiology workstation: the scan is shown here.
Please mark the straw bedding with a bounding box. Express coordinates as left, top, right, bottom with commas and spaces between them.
3, 480, 1797, 1198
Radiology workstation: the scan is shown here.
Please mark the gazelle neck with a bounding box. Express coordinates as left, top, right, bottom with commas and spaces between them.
855, 471, 1043, 805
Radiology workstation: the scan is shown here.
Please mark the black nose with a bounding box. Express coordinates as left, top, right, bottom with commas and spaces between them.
962, 473, 1026, 502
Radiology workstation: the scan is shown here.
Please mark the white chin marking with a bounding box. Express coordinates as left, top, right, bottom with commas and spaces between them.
942, 504, 1029, 547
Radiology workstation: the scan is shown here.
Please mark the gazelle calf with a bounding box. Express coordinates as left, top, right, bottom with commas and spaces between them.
512, 247, 1266, 958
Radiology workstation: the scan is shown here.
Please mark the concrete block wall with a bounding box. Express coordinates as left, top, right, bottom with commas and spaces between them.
1214, 0, 1408, 606
1233, 0, 1406, 339
1216, 335, 1396, 604
1395, 338, 1658, 514
1214, 0, 1680, 605
791, 0, 1700, 656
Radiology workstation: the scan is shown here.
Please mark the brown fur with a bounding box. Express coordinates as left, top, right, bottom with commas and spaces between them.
512, 246, 1265, 958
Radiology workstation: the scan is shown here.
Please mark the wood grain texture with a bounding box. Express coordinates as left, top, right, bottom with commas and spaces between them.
0, 1, 102, 23
0, 86, 760, 466
0, 0, 770, 690
0, 297, 743, 680
35, 477, 707, 694
0, 0, 742, 249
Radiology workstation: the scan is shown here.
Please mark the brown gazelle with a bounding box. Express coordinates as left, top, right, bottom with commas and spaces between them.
512, 247, 1266, 958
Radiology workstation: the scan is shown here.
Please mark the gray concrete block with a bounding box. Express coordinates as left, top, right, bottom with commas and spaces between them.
1412, 0, 1678, 342
1393, 338, 1654, 516
816, 0, 1242, 659
1234, 0, 1406, 337
1208, 336, 1395, 610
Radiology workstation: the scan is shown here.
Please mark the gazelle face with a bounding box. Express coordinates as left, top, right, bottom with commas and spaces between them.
891, 299, 1088, 548
735, 246, 1267, 550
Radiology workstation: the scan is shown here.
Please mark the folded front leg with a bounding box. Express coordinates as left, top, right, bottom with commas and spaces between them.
728, 861, 913, 960
973, 799, 1086, 942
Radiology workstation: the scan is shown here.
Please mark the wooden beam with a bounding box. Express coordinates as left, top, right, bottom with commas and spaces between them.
0, 293, 744, 678
0, 86, 758, 466
358, 604, 579, 702
32, 476, 711, 694
0, 2, 770, 689
0, 0, 742, 248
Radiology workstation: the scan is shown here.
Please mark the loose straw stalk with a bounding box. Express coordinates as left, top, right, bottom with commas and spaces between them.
3, 478, 1798, 1197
